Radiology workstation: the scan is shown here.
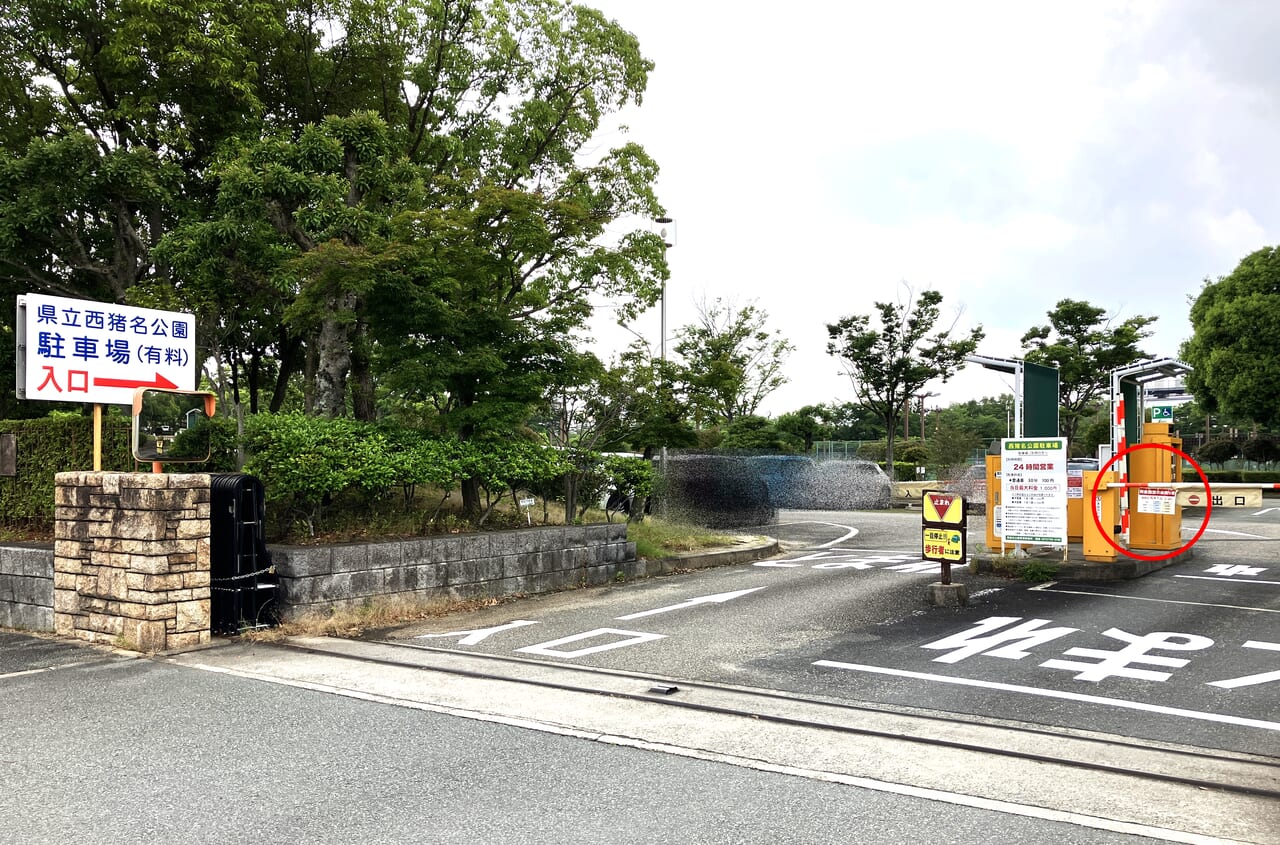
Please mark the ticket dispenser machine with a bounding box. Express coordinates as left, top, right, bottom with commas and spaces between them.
1082, 471, 1121, 561
1128, 423, 1183, 551
984, 454, 1001, 551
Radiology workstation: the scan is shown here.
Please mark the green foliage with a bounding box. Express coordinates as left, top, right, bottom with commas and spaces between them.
1242, 438, 1280, 465
890, 461, 916, 482
1018, 561, 1058, 582
773, 406, 832, 452
2, 0, 667, 432
0, 416, 134, 525
926, 421, 982, 473
827, 286, 983, 470
816, 401, 886, 441
1183, 247, 1280, 428
1020, 299, 1156, 443
717, 415, 791, 451
1196, 439, 1241, 467
672, 298, 794, 427
898, 441, 929, 464
927, 395, 1011, 443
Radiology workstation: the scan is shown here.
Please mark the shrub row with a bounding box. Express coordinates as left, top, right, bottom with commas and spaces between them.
0, 413, 654, 535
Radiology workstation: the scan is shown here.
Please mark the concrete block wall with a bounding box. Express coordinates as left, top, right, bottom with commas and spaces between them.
0, 545, 54, 631
274, 522, 638, 613
53, 472, 212, 652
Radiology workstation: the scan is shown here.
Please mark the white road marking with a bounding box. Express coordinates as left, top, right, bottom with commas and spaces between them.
1187, 527, 1270, 539
770, 521, 860, 547
1208, 641, 1280, 689
813, 660, 1280, 732
1174, 575, 1280, 586
415, 620, 539, 645
1028, 581, 1280, 614
516, 628, 665, 658
615, 587, 766, 620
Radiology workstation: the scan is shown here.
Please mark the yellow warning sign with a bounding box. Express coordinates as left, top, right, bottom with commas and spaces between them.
922, 527, 964, 562
923, 492, 965, 525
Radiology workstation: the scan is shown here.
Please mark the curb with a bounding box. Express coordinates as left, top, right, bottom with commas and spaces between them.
970, 546, 1194, 582
641, 536, 780, 576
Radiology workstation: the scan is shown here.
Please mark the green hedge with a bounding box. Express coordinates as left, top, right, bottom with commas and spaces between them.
0, 415, 134, 525
1200, 469, 1280, 484
0, 412, 650, 535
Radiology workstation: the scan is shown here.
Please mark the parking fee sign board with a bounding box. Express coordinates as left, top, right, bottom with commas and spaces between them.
1000, 438, 1068, 544
17, 293, 195, 405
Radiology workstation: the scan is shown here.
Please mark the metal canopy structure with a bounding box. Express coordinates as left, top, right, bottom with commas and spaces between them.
965, 354, 1060, 439
1110, 357, 1194, 456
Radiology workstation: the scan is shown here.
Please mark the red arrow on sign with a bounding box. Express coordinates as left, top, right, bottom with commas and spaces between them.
92, 373, 179, 390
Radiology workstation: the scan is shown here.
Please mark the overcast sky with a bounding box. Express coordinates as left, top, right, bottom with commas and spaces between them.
581, 0, 1280, 418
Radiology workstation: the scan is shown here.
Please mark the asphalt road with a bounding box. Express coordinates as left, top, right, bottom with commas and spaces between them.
384, 507, 1280, 759
5, 504, 1278, 843
1, 633, 1165, 845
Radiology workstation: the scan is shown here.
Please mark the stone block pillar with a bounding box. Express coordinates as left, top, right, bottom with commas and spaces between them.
54, 472, 212, 652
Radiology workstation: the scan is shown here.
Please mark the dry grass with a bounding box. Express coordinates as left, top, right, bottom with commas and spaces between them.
245, 593, 526, 641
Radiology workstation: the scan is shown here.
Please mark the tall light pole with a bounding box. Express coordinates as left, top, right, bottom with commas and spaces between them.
654, 216, 675, 498
655, 216, 675, 364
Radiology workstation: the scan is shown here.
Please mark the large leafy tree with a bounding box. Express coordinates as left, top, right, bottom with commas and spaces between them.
774, 405, 833, 453
571, 341, 696, 457
1019, 299, 1156, 445
1181, 247, 1280, 429
3, 0, 667, 442
826, 287, 982, 471
0, 0, 280, 302
672, 297, 794, 427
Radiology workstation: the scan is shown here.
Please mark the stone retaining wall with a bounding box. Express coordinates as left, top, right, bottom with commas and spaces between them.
273, 523, 637, 614
0, 545, 53, 632
4, 495, 647, 638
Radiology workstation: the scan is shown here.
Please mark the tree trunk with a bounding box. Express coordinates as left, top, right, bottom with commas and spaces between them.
269, 332, 303, 413
563, 474, 578, 525
313, 309, 352, 418
247, 349, 261, 414
461, 476, 482, 518
884, 420, 897, 481
350, 318, 375, 422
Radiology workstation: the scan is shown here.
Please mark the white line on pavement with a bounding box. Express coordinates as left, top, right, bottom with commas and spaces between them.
813, 660, 1280, 732
1027, 582, 1279, 614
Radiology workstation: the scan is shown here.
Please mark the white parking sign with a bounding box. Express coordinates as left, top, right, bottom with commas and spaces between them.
17, 293, 196, 405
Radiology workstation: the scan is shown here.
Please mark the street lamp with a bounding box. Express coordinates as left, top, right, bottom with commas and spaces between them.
654, 216, 675, 501
654, 216, 675, 366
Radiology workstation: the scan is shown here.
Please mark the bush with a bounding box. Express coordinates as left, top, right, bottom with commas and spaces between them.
0, 415, 132, 526
1197, 439, 1241, 467
1242, 438, 1280, 465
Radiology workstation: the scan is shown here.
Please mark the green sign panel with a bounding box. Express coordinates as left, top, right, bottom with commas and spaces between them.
1022, 361, 1059, 438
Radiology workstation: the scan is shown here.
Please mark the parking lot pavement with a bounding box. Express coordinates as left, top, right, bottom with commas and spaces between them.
0, 630, 130, 676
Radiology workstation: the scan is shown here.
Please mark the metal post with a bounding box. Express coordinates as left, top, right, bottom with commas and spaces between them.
655, 216, 674, 503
